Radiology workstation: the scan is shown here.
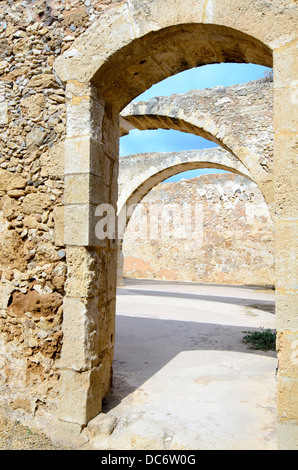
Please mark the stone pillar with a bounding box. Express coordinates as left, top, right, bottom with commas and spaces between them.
274, 43, 298, 449
58, 81, 119, 428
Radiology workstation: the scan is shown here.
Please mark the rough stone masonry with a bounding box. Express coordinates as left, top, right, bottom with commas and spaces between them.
0, 0, 297, 450
0, 0, 123, 434
123, 173, 274, 287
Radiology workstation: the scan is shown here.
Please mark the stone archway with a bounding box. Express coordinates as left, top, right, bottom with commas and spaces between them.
120, 79, 274, 208
53, 0, 298, 449
116, 147, 259, 285
118, 147, 254, 232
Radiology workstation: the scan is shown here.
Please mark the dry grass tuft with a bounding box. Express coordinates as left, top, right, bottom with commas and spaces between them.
0, 416, 62, 450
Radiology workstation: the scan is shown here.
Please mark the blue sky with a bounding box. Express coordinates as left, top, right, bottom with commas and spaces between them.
120, 63, 270, 182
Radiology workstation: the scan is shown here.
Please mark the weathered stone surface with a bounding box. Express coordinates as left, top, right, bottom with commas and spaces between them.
0, 37, 10, 59
120, 79, 274, 205
8, 288, 63, 319
52, 205, 64, 247
118, 148, 254, 228
86, 412, 117, 439
21, 193, 53, 215
0, 169, 27, 191
0, 0, 296, 450
61, 296, 100, 371
26, 127, 47, 149
58, 359, 112, 425
20, 94, 46, 120
0, 213, 25, 270
40, 141, 65, 178
54, 0, 291, 107
0, 82, 8, 126
27, 74, 58, 89
123, 173, 274, 287
64, 246, 107, 300
63, 10, 89, 29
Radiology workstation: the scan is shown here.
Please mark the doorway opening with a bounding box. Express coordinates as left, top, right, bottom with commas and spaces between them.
100, 64, 277, 449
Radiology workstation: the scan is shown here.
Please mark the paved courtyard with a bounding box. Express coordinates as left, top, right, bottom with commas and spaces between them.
91, 279, 277, 450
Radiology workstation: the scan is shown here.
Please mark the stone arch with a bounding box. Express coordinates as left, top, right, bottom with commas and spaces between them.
56, 27, 272, 111
54, 0, 295, 109
53, 0, 298, 448
120, 79, 274, 207
116, 147, 263, 286
118, 148, 255, 234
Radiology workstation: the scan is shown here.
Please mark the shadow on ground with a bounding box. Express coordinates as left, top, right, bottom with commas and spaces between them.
103, 289, 276, 412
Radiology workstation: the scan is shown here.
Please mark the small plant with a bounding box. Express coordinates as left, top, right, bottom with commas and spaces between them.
263, 68, 273, 82
242, 328, 276, 351
26, 427, 36, 436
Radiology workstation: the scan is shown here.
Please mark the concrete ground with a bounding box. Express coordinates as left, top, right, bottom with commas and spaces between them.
88, 279, 277, 450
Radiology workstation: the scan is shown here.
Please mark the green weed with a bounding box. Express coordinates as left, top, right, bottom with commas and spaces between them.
242, 328, 276, 351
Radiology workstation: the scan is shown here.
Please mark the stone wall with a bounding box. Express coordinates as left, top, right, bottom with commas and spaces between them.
0, 0, 275, 429
121, 79, 274, 209
123, 173, 274, 287
0, 0, 147, 429
0, 0, 296, 449
0, 0, 115, 428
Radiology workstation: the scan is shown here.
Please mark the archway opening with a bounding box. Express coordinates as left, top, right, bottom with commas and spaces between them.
122, 169, 274, 286
90, 23, 272, 110
104, 62, 277, 449
111, 165, 276, 449
55, 10, 288, 447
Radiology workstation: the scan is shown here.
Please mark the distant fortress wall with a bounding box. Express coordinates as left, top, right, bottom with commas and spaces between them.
123, 173, 274, 287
